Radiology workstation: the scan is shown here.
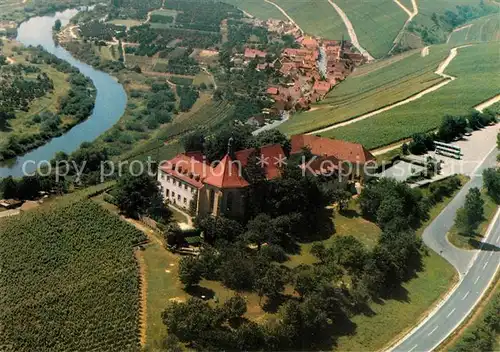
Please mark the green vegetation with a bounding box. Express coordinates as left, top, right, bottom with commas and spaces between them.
324, 42, 500, 149
272, 0, 348, 40
334, 0, 408, 58
280, 45, 451, 135
221, 0, 287, 20
0, 199, 146, 351
448, 13, 500, 45
449, 284, 500, 352
0, 41, 96, 161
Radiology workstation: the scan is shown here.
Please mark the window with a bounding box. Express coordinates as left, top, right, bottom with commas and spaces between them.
166, 189, 170, 197
172, 192, 175, 198
177, 194, 181, 201
183, 197, 187, 204
184, 184, 188, 190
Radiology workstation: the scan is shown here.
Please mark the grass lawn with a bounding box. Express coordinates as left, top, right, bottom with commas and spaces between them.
447, 192, 498, 250
324, 42, 500, 149
272, 0, 348, 40
280, 45, 450, 135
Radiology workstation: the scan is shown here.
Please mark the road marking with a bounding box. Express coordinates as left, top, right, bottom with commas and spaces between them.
474, 276, 481, 284
408, 344, 418, 352
428, 326, 439, 336
483, 261, 489, 269
446, 308, 456, 318
462, 291, 470, 300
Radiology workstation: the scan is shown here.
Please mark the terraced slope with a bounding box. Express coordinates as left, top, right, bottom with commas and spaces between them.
323, 42, 500, 149
280, 45, 451, 135
448, 14, 500, 45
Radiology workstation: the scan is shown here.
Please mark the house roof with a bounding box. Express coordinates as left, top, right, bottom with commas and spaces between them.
159, 154, 208, 189
235, 144, 286, 180
290, 134, 375, 164
244, 48, 267, 59
267, 87, 279, 95
313, 80, 331, 93
204, 154, 249, 189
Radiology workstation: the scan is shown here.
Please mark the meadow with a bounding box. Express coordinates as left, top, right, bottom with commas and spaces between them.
323, 42, 500, 149
280, 45, 451, 135
0, 199, 146, 352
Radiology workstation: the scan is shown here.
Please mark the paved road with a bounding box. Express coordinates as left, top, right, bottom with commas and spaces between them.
390, 146, 500, 352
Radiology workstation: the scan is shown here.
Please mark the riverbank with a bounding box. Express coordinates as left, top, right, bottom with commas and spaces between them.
0, 8, 127, 178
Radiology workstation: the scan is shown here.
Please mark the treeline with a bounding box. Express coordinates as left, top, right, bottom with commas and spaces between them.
403, 110, 497, 155
0, 174, 68, 200
109, 0, 163, 20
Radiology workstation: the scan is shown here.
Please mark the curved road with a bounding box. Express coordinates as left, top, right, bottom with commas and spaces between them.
263, 0, 304, 35
389, 146, 500, 352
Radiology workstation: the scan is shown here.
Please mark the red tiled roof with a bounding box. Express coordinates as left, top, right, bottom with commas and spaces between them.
290, 134, 375, 164
267, 87, 279, 95
204, 154, 249, 189
313, 80, 331, 93
244, 48, 267, 59
159, 154, 209, 189
235, 144, 286, 180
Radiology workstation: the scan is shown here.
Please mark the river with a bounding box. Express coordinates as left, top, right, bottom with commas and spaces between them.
0, 9, 127, 178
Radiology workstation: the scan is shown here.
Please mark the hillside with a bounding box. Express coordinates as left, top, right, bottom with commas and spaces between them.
323, 42, 500, 149
280, 45, 452, 135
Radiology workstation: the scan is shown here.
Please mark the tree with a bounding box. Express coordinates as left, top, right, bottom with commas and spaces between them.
438, 115, 468, 142
256, 130, 291, 155
409, 133, 434, 154
455, 187, 485, 234
483, 168, 500, 203
256, 265, 288, 303
114, 173, 165, 218
0, 176, 18, 199
195, 216, 244, 243
178, 256, 202, 288
223, 295, 247, 320
244, 213, 275, 250
182, 130, 205, 152
53, 19, 62, 32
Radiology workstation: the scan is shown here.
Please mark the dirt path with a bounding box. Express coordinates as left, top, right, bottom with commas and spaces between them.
307, 45, 472, 135
264, 0, 303, 35
389, 0, 419, 55
326, 0, 374, 61
446, 24, 473, 43
474, 93, 500, 113
421, 46, 429, 57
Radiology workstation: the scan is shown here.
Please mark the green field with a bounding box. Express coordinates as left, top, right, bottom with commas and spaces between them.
323, 42, 500, 149
334, 0, 408, 58
221, 0, 287, 20
448, 14, 500, 45
272, 0, 348, 40
280, 45, 451, 135
0, 199, 146, 351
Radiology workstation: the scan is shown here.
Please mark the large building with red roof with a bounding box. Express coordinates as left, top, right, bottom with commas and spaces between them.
157, 143, 286, 218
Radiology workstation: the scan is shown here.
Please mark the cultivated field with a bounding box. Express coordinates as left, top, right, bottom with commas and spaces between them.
323, 42, 500, 149
221, 0, 287, 20
333, 0, 408, 58
280, 45, 451, 135
272, 0, 348, 40
448, 14, 500, 45
0, 199, 146, 352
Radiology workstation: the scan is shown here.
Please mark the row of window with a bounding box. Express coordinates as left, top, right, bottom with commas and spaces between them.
165, 189, 188, 205
160, 173, 196, 194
